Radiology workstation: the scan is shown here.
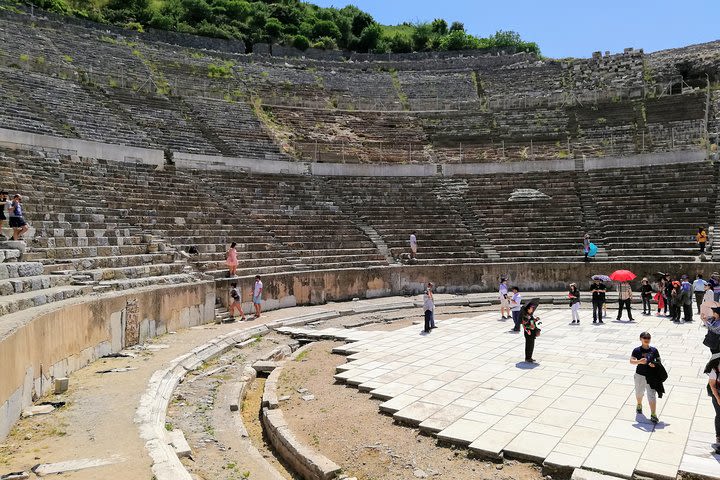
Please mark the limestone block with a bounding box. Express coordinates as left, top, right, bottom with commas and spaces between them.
55, 377, 70, 395
166, 430, 192, 458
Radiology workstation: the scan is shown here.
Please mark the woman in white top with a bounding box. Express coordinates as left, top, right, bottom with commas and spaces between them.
703, 352, 720, 450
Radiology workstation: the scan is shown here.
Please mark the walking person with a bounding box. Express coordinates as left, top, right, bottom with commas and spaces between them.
226, 242, 239, 277
703, 353, 720, 451
591, 278, 606, 324
582, 233, 591, 263
423, 282, 435, 333
617, 280, 634, 322
409, 231, 417, 260
499, 277, 510, 320
697, 227, 708, 255
253, 275, 263, 318
630, 332, 662, 424
568, 283, 581, 324
640, 278, 653, 316
228, 282, 246, 321
521, 299, 541, 363
8, 194, 28, 241
694, 274, 708, 314
0, 191, 8, 239
509, 286, 522, 332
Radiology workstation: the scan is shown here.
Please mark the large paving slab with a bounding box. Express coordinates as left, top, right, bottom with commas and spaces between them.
285, 308, 719, 479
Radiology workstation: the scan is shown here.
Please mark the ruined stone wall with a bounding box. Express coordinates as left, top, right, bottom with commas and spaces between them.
0, 281, 215, 440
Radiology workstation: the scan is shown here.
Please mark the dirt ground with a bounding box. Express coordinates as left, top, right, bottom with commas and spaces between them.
277, 340, 547, 480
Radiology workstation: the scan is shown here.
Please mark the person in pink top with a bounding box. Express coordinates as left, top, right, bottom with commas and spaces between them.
226, 242, 239, 277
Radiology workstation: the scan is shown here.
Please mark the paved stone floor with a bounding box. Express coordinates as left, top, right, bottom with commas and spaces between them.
282, 308, 720, 479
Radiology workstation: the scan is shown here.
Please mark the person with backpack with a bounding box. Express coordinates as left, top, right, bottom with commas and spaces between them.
590, 278, 606, 324
228, 283, 246, 321
521, 299, 541, 363
630, 332, 662, 424
703, 352, 720, 451
568, 283, 581, 324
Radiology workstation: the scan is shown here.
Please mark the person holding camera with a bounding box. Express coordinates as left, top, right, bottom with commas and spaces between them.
630, 332, 661, 423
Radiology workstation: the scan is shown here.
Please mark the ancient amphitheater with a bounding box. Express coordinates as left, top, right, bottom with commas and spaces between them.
1, 5, 720, 480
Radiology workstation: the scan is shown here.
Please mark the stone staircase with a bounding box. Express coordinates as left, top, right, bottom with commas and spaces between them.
574, 158, 609, 261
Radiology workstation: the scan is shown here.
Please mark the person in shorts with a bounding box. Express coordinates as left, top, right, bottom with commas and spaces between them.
229, 282, 246, 321
499, 277, 510, 320
0, 191, 8, 238
9, 194, 28, 240
630, 332, 661, 423
253, 275, 263, 318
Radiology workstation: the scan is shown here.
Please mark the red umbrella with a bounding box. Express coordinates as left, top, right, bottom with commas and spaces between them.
610, 270, 636, 282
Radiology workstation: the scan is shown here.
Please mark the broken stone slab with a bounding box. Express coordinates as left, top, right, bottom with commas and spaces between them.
54, 377, 69, 394
252, 361, 278, 374
31, 457, 124, 476
570, 469, 626, 480
0, 472, 30, 480
166, 430, 192, 458
301, 394, 315, 402
21, 405, 54, 418
96, 367, 138, 374
189, 365, 229, 383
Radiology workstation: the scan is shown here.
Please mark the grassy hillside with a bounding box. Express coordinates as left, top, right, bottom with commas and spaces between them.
0, 0, 540, 55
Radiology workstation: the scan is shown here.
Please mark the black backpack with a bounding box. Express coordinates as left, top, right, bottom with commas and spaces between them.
704, 330, 720, 351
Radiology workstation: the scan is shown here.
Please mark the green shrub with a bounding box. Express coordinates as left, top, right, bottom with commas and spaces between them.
292, 34, 310, 51
208, 61, 234, 79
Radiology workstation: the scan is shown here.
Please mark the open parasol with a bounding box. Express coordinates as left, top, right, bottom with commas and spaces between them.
609, 270, 636, 282
592, 275, 611, 282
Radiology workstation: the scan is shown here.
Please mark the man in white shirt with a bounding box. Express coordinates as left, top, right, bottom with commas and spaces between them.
509, 286, 522, 332
253, 275, 263, 318
694, 274, 708, 314
409, 232, 417, 259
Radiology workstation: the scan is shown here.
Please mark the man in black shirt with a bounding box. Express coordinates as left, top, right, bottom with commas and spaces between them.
630, 332, 660, 423
591, 280, 606, 324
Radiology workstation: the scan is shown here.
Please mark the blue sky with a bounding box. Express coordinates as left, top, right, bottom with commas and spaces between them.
312, 0, 720, 58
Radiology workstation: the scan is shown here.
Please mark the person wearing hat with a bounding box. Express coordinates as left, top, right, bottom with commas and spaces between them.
568, 283, 581, 324
630, 332, 661, 424
520, 299, 541, 363
702, 306, 720, 354
423, 282, 435, 333
711, 273, 720, 303
703, 352, 720, 450
499, 277, 510, 320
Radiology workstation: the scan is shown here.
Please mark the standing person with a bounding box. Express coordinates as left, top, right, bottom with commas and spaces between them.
697, 227, 708, 255
499, 277, 510, 320
663, 274, 673, 317
630, 332, 661, 424
702, 306, 720, 354
640, 278, 653, 316
655, 277, 666, 317
423, 282, 435, 333
670, 281, 683, 322
712, 273, 720, 302
703, 353, 720, 451
617, 281, 634, 322
681, 275, 694, 322
694, 274, 708, 314
253, 275, 263, 318
226, 242, 239, 277
591, 278, 606, 324
568, 283, 581, 324
0, 191, 8, 239
582, 233, 591, 262
409, 231, 417, 260
9, 194, 28, 241
228, 282, 246, 321
509, 286, 522, 332
520, 299, 541, 363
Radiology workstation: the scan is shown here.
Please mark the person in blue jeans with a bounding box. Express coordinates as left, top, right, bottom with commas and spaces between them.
423, 282, 435, 333
509, 286, 522, 332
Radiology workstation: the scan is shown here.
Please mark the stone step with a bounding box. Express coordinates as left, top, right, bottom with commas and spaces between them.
0, 261, 45, 279
0, 285, 92, 318
0, 274, 70, 297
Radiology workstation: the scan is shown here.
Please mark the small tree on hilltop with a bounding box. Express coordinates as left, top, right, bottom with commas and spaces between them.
431, 18, 448, 35
449, 21, 465, 32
